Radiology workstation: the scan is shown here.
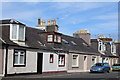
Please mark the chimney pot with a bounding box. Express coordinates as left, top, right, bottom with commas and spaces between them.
48, 19, 51, 25
38, 17, 41, 25
42, 20, 46, 25
51, 19, 56, 25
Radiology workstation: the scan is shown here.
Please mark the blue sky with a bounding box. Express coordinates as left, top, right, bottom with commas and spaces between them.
1, 2, 118, 40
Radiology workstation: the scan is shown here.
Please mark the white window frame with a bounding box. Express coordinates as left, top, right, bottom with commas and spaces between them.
72, 54, 79, 67
54, 35, 61, 43
57, 35, 61, 43
58, 55, 65, 67
98, 41, 102, 51
111, 44, 116, 53
47, 34, 53, 42
98, 40, 106, 52
10, 24, 25, 41
14, 49, 26, 66
54, 35, 57, 42
49, 54, 54, 63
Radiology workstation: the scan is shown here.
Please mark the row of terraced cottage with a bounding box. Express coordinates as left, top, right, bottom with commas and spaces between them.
0, 18, 120, 77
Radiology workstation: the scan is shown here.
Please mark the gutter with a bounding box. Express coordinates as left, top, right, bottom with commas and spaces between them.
69, 50, 100, 55
4, 44, 8, 77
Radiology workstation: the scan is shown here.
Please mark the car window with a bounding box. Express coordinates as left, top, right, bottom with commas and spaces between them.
113, 64, 120, 66
103, 63, 109, 66
94, 63, 103, 66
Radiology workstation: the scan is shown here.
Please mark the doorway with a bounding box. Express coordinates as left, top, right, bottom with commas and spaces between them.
37, 53, 43, 74
84, 56, 87, 71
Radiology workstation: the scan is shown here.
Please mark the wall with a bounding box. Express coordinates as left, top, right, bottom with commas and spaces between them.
68, 53, 85, 72
43, 52, 67, 73
7, 47, 38, 74
0, 48, 4, 75
67, 53, 100, 72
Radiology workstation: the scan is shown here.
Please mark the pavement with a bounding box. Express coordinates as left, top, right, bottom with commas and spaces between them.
1, 71, 120, 80
3, 72, 69, 78
0, 76, 3, 80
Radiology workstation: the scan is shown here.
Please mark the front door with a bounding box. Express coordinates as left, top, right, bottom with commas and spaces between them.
84, 56, 87, 71
37, 53, 43, 74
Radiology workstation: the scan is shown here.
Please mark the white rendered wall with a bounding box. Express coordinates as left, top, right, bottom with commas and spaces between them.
42, 52, 67, 72
7, 49, 38, 74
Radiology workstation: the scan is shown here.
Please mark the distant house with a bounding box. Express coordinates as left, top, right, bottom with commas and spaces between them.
91, 36, 119, 67
114, 41, 120, 63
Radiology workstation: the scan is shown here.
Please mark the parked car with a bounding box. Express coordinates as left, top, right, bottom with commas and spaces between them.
90, 63, 110, 73
112, 63, 120, 71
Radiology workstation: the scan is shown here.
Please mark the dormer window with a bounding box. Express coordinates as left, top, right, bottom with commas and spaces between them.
10, 24, 25, 41
47, 34, 53, 42
11, 24, 17, 39
47, 33, 62, 43
98, 40, 106, 52
111, 44, 116, 53
98, 41, 102, 51
55, 35, 61, 43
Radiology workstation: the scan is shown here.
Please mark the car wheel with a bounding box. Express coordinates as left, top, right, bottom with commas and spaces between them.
107, 71, 110, 73
103, 70, 107, 73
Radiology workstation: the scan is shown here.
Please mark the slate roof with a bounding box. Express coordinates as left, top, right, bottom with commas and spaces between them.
61, 35, 99, 55
0, 19, 100, 55
0, 19, 26, 26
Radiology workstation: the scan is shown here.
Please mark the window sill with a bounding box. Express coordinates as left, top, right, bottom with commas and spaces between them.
72, 66, 79, 68
58, 65, 65, 67
72, 67, 79, 68
13, 64, 26, 67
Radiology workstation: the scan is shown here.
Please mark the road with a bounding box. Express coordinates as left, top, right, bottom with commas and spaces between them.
2, 71, 120, 80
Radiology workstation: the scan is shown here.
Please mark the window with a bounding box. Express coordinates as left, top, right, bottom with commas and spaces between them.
54, 35, 57, 42
62, 39, 69, 44
111, 44, 116, 53
102, 43, 106, 51
58, 55, 65, 67
72, 55, 78, 67
71, 41, 77, 45
50, 54, 54, 63
47, 34, 61, 43
57, 36, 61, 43
54, 35, 61, 43
102, 58, 105, 63
98, 41, 106, 52
47, 34, 53, 42
84, 56, 87, 61
13, 49, 26, 67
99, 42, 102, 51
83, 43, 88, 46
10, 24, 25, 41
11, 24, 17, 39
19, 25, 25, 41
103, 63, 109, 66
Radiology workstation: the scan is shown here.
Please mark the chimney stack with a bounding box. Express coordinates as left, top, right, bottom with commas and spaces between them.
51, 19, 56, 25
48, 19, 51, 25
73, 30, 91, 45
38, 17, 41, 25
42, 20, 46, 25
